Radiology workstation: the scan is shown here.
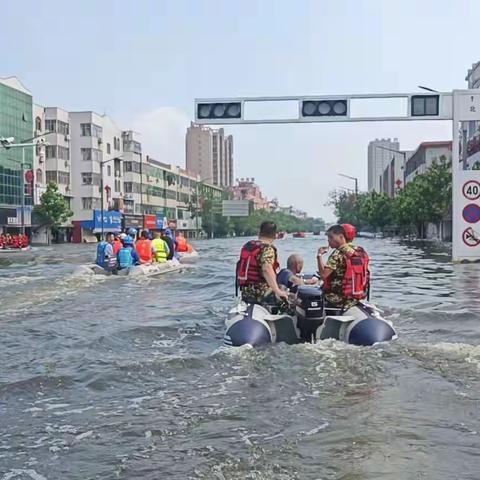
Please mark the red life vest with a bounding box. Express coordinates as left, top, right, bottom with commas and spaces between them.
323, 246, 370, 300
236, 240, 279, 287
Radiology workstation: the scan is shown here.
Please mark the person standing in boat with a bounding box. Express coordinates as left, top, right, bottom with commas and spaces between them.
277, 254, 318, 293
161, 229, 176, 260
317, 224, 370, 311
236, 221, 287, 304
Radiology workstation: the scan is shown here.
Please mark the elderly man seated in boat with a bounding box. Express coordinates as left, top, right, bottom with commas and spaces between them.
277, 254, 318, 293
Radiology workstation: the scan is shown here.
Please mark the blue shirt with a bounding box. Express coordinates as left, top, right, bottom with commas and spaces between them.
277, 268, 295, 290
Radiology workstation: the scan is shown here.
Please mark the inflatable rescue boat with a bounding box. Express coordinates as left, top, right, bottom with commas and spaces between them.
74, 259, 185, 277
225, 286, 396, 347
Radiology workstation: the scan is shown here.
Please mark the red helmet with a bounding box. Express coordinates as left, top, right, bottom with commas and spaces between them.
341, 223, 357, 242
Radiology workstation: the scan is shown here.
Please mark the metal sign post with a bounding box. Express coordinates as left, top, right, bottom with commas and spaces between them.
452, 90, 480, 261
194, 89, 480, 262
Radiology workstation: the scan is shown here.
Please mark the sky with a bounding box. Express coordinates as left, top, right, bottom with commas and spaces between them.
2, 0, 479, 220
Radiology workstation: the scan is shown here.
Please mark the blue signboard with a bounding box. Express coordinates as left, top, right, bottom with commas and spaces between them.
156, 215, 167, 229
82, 210, 122, 232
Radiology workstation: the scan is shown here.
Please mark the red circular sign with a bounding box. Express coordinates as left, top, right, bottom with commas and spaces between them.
24, 170, 34, 183
462, 180, 480, 200
462, 227, 480, 247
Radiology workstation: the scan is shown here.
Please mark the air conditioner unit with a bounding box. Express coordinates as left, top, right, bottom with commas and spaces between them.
115, 170, 121, 177
98, 138, 103, 145
64, 134, 70, 142
64, 161, 69, 167
65, 186, 70, 192
124, 193, 133, 199
39, 156, 44, 164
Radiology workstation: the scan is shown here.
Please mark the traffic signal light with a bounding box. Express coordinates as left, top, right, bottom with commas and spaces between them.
196, 102, 242, 120
411, 95, 439, 116
301, 99, 348, 118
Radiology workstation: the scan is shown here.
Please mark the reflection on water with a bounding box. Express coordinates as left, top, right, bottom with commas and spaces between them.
0, 237, 479, 479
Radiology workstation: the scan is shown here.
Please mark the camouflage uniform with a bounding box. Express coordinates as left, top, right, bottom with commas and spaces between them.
324, 243, 358, 310
240, 244, 277, 303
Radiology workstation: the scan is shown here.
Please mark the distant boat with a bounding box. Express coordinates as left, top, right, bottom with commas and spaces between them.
292, 232, 306, 238
276, 231, 286, 240
313, 231, 321, 236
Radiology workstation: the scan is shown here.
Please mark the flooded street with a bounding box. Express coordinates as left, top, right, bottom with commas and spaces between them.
1, 237, 479, 479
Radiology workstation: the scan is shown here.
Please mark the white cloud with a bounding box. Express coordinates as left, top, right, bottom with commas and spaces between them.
131, 107, 190, 167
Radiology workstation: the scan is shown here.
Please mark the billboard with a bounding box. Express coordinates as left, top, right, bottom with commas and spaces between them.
222, 200, 250, 217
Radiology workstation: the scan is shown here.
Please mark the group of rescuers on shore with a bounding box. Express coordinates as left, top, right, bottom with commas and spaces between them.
95, 227, 193, 272
237, 221, 370, 311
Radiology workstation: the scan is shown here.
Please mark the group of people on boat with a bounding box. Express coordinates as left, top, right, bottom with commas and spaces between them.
236, 221, 369, 311
95, 228, 193, 272
0, 234, 29, 250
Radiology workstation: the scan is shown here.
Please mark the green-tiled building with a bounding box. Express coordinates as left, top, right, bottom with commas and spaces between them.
0, 78, 33, 229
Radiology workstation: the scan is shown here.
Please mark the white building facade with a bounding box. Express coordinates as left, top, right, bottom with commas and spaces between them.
367, 138, 400, 192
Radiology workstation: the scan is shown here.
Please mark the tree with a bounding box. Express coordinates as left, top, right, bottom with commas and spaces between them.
327, 190, 363, 227
393, 159, 451, 238
359, 192, 394, 231
33, 182, 73, 244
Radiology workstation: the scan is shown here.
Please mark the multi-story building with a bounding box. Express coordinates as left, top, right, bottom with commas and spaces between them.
231, 178, 270, 210
186, 122, 234, 187
404, 141, 452, 184
1, 76, 224, 241
367, 138, 400, 192
33, 103, 47, 205
0, 77, 34, 233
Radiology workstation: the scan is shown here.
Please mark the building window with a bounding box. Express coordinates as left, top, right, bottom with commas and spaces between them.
92, 124, 103, 139
35, 117, 42, 132
82, 173, 93, 185
107, 143, 111, 154
107, 165, 111, 176
81, 148, 102, 162
45, 119, 56, 132
36, 168, 43, 184
82, 197, 92, 209
80, 122, 102, 137
115, 179, 121, 192
46, 171, 58, 183
81, 148, 92, 161
57, 121, 69, 136
45, 145, 56, 159
58, 172, 70, 185
57, 146, 70, 160
124, 182, 133, 193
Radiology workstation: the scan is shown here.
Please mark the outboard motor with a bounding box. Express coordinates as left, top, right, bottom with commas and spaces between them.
295, 286, 324, 342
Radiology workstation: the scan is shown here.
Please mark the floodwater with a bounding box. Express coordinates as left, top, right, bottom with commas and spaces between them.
0, 237, 479, 480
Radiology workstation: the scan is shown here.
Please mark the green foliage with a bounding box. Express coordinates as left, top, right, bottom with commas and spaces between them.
328, 160, 451, 237
33, 182, 73, 235
230, 210, 324, 237
358, 192, 393, 230
393, 159, 451, 236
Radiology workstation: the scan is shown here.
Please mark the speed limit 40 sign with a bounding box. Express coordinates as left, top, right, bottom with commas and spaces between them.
462, 180, 480, 201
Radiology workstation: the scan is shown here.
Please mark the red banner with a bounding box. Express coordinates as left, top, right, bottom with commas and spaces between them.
144, 214, 157, 229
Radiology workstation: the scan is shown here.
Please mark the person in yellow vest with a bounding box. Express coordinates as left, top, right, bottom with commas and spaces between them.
152, 231, 170, 263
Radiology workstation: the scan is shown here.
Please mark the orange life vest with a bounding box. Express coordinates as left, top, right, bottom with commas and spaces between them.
176, 235, 188, 252
136, 239, 153, 263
